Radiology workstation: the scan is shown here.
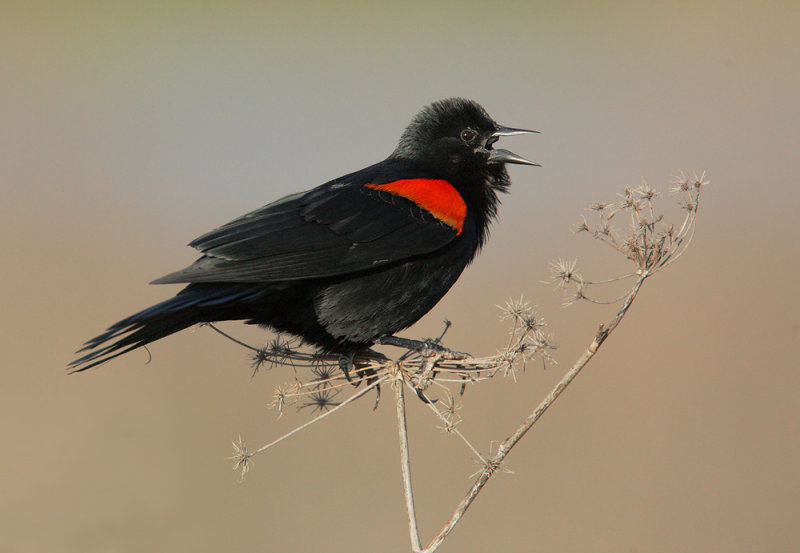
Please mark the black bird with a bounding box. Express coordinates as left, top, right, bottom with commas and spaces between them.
70, 98, 537, 372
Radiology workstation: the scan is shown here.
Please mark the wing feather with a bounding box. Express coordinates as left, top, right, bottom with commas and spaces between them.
153, 182, 459, 284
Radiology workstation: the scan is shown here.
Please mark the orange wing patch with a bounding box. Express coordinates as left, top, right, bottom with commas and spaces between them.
366, 179, 467, 234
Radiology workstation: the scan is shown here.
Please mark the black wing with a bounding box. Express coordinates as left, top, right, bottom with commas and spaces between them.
152, 180, 460, 284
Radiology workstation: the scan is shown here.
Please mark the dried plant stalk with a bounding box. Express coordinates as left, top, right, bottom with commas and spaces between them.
222, 173, 705, 553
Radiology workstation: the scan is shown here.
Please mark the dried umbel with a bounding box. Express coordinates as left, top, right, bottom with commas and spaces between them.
220, 172, 705, 553
558, 171, 706, 306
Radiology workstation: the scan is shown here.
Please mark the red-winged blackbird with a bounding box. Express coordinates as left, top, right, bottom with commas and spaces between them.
70, 98, 537, 371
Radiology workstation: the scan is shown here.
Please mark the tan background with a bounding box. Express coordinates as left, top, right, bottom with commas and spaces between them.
2, 1, 798, 552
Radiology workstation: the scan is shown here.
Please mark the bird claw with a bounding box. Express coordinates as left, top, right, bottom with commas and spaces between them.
338, 353, 383, 409
415, 389, 437, 404
338, 354, 355, 383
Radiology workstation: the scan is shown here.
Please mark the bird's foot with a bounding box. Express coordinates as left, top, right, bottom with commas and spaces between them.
378, 335, 470, 360
338, 352, 383, 410
379, 335, 470, 405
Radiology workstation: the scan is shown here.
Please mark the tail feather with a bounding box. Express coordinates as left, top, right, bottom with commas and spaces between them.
69, 284, 264, 372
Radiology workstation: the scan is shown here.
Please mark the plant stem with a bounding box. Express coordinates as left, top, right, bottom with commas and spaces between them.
394, 373, 422, 553
423, 274, 647, 552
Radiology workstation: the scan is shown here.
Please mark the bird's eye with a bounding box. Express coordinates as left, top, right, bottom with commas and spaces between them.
460, 128, 477, 143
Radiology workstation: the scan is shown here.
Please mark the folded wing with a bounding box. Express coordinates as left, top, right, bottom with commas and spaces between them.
152, 183, 460, 284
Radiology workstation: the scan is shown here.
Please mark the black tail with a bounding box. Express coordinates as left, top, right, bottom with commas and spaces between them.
69, 284, 266, 372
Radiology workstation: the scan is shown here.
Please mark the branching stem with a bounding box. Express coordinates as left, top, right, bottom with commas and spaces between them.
421, 273, 647, 552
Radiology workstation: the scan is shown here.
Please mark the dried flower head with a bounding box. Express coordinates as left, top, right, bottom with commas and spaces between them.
228, 435, 252, 481
633, 180, 658, 201
549, 257, 582, 289
573, 217, 590, 233
563, 285, 587, 307
270, 381, 302, 414
499, 296, 532, 322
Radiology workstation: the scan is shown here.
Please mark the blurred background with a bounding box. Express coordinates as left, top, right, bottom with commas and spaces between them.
2, 1, 798, 552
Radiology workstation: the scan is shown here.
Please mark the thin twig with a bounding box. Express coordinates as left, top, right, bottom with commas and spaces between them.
254, 377, 384, 455
410, 380, 486, 463
423, 273, 647, 553
580, 272, 638, 285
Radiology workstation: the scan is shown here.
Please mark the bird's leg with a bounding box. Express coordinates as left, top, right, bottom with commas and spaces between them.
379, 335, 470, 360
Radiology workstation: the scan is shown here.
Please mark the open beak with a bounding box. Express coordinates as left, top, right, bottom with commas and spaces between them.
487, 125, 540, 166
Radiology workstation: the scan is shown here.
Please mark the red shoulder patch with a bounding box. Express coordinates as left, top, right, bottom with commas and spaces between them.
366, 179, 466, 234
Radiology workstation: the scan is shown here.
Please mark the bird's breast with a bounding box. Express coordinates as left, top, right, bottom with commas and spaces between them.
312, 233, 476, 344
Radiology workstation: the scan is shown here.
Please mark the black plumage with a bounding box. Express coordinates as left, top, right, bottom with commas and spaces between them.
70, 98, 537, 372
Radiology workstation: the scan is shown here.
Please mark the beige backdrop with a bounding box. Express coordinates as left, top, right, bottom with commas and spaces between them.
2, 1, 798, 552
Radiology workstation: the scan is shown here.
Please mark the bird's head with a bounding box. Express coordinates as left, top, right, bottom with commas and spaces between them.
392, 98, 539, 182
